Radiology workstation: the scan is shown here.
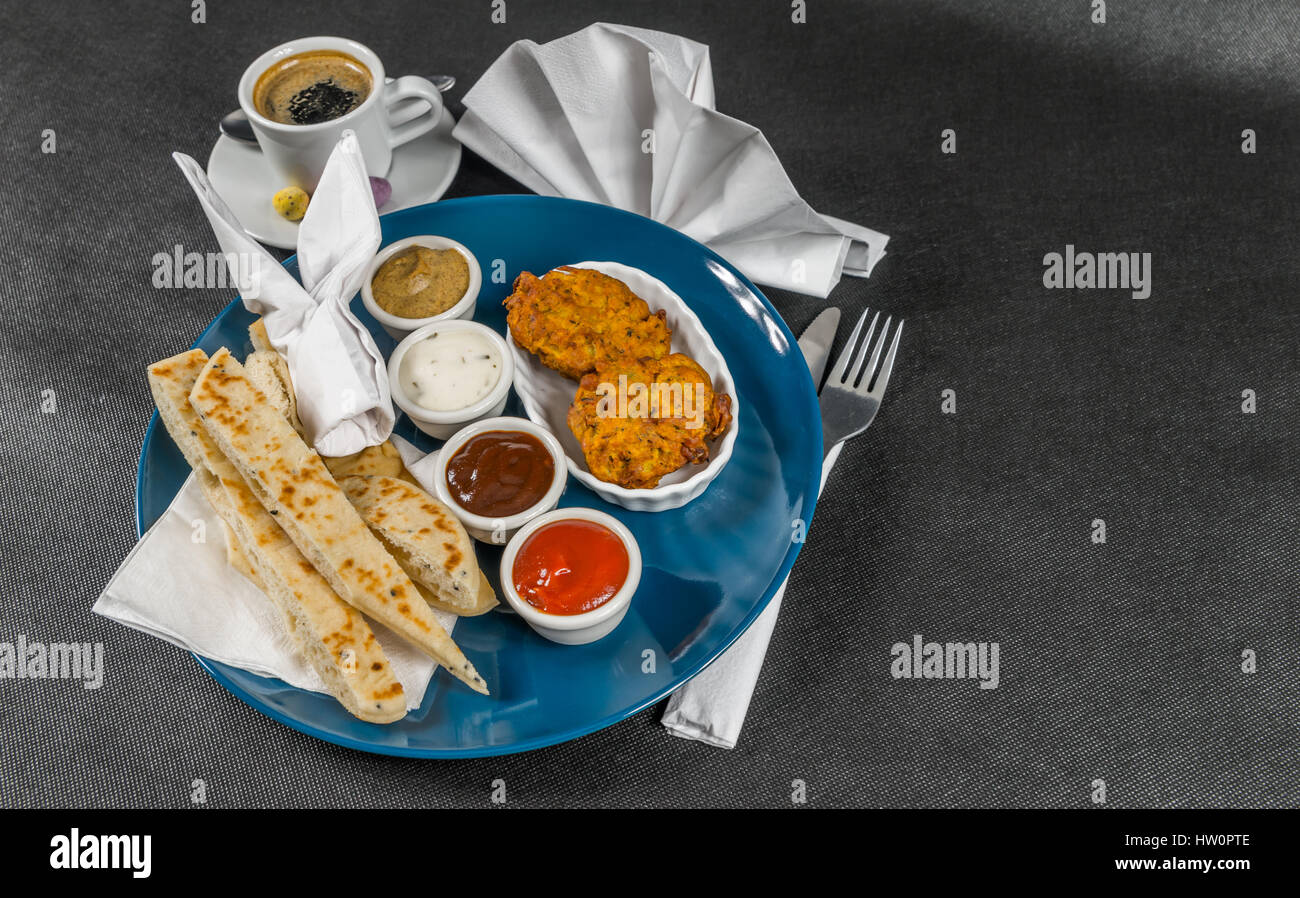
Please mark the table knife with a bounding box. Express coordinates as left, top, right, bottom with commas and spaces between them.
798, 307, 840, 391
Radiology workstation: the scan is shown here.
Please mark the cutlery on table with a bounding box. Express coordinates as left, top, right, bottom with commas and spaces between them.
661, 305, 904, 748
219, 74, 457, 145
818, 307, 904, 458
797, 305, 840, 387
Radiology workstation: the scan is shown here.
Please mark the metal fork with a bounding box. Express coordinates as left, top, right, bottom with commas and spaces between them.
818, 308, 904, 458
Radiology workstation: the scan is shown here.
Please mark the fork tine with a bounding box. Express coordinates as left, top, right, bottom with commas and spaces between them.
827, 307, 870, 383
845, 312, 881, 387
867, 319, 904, 397
855, 316, 891, 391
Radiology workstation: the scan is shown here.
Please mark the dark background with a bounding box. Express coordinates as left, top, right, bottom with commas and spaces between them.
1, 0, 1296, 808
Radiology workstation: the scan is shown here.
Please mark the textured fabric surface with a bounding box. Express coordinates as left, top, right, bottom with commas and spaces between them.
1, 0, 1297, 808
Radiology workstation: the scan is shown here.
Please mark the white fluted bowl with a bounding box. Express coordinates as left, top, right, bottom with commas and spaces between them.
506, 261, 739, 512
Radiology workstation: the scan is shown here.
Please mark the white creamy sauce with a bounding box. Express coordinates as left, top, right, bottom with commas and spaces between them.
399, 330, 501, 412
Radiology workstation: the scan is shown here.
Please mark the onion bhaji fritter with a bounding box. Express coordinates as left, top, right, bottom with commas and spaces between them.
567, 354, 733, 490
504, 267, 672, 380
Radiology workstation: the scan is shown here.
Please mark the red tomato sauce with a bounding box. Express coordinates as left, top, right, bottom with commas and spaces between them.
512, 520, 630, 615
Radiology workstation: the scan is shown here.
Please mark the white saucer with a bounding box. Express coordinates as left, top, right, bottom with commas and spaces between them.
205, 111, 462, 250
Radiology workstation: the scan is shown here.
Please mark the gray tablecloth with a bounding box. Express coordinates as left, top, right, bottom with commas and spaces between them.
2, 0, 1297, 808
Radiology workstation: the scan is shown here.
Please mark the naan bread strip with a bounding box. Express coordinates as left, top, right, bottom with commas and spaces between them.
188, 348, 489, 695
256, 358, 407, 481
247, 336, 405, 485
251, 354, 434, 553
148, 349, 407, 723
221, 520, 260, 584
408, 573, 498, 618
227, 351, 297, 580
249, 318, 274, 353
339, 476, 486, 614
248, 318, 301, 434
245, 350, 303, 436
336, 474, 496, 616
473, 571, 498, 614
244, 337, 416, 487
323, 441, 405, 481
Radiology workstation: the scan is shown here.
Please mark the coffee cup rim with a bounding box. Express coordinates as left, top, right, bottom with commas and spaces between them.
238, 35, 386, 133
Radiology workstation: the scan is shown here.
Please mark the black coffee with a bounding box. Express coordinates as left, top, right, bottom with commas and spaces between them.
253, 50, 372, 125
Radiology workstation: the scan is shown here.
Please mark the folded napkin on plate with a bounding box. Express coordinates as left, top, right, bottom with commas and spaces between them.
94, 437, 449, 709
172, 131, 393, 457
454, 22, 889, 298
661, 443, 842, 748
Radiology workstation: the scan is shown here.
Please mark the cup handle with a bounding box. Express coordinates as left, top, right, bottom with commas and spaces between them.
383, 76, 444, 148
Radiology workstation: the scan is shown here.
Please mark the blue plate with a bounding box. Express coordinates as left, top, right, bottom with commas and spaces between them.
135, 195, 822, 757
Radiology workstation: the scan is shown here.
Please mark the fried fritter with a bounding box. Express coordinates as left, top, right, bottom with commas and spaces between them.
504, 267, 672, 380
567, 354, 733, 489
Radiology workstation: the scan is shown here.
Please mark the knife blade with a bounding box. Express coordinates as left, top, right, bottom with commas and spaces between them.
797, 307, 840, 390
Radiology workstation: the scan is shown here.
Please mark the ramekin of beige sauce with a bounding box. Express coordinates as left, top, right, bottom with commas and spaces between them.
371, 246, 470, 319
362, 236, 483, 341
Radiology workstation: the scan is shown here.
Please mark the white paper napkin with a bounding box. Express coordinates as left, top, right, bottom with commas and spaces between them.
94, 470, 451, 710
172, 131, 394, 457
661, 443, 842, 748
453, 22, 889, 298
388, 434, 445, 490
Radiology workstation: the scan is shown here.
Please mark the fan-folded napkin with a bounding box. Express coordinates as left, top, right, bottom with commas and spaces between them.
453, 22, 888, 298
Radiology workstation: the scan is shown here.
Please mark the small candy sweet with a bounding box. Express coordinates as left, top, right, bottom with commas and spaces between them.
272, 186, 310, 221
369, 176, 392, 209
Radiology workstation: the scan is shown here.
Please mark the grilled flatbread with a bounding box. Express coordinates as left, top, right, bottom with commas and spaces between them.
245, 339, 416, 487
248, 318, 274, 353
188, 348, 488, 694
323, 441, 405, 481
340, 475, 495, 616
244, 350, 303, 436
410, 570, 499, 618
220, 520, 260, 584
148, 349, 407, 723
242, 345, 429, 573
225, 338, 301, 579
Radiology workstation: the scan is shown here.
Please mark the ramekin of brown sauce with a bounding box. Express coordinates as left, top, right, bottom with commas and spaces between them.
432, 416, 568, 544
361, 235, 482, 339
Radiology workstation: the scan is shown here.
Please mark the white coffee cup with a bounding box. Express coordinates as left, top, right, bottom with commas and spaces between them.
238, 36, 443, 192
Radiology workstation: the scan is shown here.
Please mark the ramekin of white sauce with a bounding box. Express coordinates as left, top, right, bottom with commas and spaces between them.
387, 320, 515, 440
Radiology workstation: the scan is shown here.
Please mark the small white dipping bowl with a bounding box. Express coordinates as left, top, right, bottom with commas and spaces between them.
431, 416, 568, 545
388, 321, 513, 440
361, 235, 482, 340
499, 508, 641, 645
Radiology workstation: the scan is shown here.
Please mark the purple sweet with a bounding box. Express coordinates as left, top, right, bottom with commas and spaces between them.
369, 176, 392, 209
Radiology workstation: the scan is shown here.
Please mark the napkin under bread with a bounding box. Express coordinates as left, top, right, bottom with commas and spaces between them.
454, 22, 889, 298
661, 443, 842, 748
94, 438, 450, 710
172, 131, 394, 457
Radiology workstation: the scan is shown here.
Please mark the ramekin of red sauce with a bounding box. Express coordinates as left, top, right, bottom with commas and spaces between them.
499, 508, 642, 645
433, 416, 567, 545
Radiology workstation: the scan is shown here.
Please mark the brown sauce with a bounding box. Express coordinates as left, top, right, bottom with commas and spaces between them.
445, 431, 554, 518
